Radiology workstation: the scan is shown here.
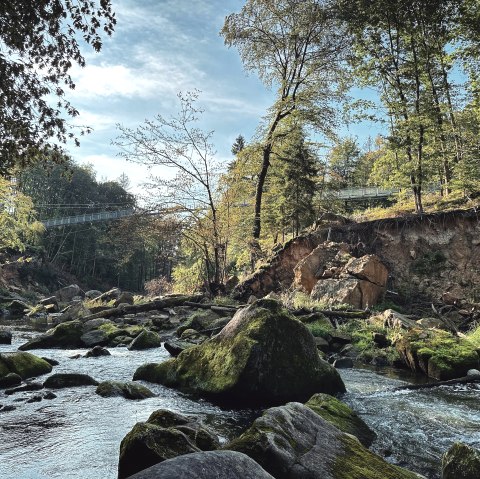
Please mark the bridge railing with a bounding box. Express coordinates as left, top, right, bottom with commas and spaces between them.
41, 209, 135, 228
332, 187, 400, 199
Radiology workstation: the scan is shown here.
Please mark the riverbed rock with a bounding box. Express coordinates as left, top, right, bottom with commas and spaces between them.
84, 346, 111, 358
85, 289, 102, 299
0, 352, 52, 379
81, 329, 109, 347
54, 284, 82, 302
43, 373, 98, 389
226, 402, 419, 479
176, 310, 222, 337
128, 330, 162, 350
305, 393, 376, 447
118, 409, 219, 479
114, 292, 134, 306
95, 380, 154, 399
163, 340, 197, 357
396, 329, 480, 380
0, 372, 22, 388
442, 443, 480, 479
93, 287, 121, 303
6, 299, 30, 316
134, 299, 345, 405
126, 451, 274, 479
18, 320, 85, 350
0, 330, 12, 344
5, 381, 43, 395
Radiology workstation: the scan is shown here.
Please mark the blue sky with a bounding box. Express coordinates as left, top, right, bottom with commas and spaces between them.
64, 0, 382, 192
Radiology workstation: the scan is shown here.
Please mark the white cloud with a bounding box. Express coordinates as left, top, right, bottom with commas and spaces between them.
71, 110, 116, 132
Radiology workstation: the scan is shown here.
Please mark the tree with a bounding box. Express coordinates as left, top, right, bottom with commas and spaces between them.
221, 0, 347, 255
115, 92, 225, 290
0, 1, 116, 173
327, 138, 361, 187
231, 135, 246, 155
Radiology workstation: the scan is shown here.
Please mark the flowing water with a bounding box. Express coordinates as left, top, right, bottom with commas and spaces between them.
1, 324, 479, 479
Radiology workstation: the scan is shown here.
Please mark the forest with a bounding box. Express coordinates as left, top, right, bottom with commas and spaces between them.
1, 0, 480, 294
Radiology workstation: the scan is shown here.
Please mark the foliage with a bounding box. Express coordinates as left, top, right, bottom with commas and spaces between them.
0, 1, 116, 173
0, 177, 44, 253
144, 277, 173, 297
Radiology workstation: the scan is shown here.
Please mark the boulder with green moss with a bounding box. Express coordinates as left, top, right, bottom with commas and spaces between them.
442, 443, 480, 479
305, 393, 376, 447
118, 409, 219, 479
96, 380, 155, 399
176, 310, 222, 336
128, 330, 162, 350
226, 402, 419, 479
396, 329, 480, 380
0, 352, 52, 379
18, 320, 84, 350
134, 300, 345, 404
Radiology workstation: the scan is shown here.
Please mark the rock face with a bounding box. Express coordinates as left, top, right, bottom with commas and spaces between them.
305, 393, 376, 447
0, 352, 52, 380
293, 242, 351, 293
126, 451, 274, 479
226, 402, 419, 479
118, 409, 219, 479
134, 300, 345, 404
442, 443, 480, 479
18, 320, 84, 350
396, 329, 479, 380
95, 380, 155, 399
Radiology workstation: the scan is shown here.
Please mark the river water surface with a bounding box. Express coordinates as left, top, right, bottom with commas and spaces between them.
1, 325, 479, 479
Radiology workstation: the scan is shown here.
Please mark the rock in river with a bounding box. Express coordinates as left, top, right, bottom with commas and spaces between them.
226, 402, 419, 479
0, 352, 52, 380
118, 409, 219, 479
128, 330, 162, 350
18, 320, 84, 350
126, 451, 274, 479
442, 442, 480, 479
134, 299, 345, 405
95, 380, 154, 399
43, 373, 98, 389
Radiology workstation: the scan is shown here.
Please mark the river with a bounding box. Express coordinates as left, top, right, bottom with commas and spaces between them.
1, 324, 479, 479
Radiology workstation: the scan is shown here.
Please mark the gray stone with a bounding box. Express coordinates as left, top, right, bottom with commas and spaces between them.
0, 330, 12, 344
442, 442, 480, 479
6, 299, 30, 316
0, 373, 22, 388
227, 402, 419, 479
95, 380, 154, 399
127, 451, 274, 479
128, 330, 162, 350
81, 329, 109, 347
467, 369, 480, 378
84, 346, 111, 358
54, 284, 82, 302
333, 357, 354, 369
85, 290, 102, 299
18, 320, 84, 350
43, 373, 98, 389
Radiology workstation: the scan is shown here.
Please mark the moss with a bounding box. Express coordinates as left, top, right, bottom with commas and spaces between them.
399, 329, 480, 379
442, 442, 480, 479
177, 310, 220, 337
333, 434, 419, 479
0, 359, 10, 378
305, 393, 376, 447
0, 352, 52, 379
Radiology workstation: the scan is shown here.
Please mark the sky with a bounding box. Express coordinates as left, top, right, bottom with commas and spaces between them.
63, 0, 382, 193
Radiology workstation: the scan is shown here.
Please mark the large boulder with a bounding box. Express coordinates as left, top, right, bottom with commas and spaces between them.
134, 300, 345, 405
128, 330, 162, 350
118, 409, 219, 479
95, 380, 155, 399
305, 393, 376, 447
396, 329, 479, 380
54, 284, 82, 302
0, 352, 52, 380
18, 320, 84, 350
442, 443, 480, 479
345, 254, 388, 286
176, 310, 222, 337
126, 451, 274, 479
293, 242, 351, 293
311, 278, 385, 309
0, 330, 12, 344
226, 402, 419, 479
6, 299, 30, 316
81, 329, 109, 347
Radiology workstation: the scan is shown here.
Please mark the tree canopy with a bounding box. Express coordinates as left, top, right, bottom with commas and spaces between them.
0, 0, 116, 174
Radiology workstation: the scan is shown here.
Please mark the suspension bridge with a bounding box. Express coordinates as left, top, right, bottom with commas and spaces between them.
39, 186, 401, 229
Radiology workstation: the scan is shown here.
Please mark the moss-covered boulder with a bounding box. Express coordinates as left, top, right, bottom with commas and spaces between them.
226, 402, 419, 479
128, 330, 162, 350
125, 451, 274, 479
95, 380, 155, 399
396, 329, 480, 380
134, 300, 345, 404
118, 409, 219, 479
18, 320, 84, 350
305, 393, 376, 447
0, 352, 52, 379
176, 310, 222, 337
442, 443, 480, 479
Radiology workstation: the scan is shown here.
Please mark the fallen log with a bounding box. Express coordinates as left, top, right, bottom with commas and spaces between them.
292, 308, 368, 320
392, 375, 480, 392
81, 294, 204, 322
